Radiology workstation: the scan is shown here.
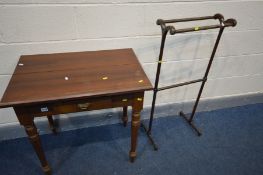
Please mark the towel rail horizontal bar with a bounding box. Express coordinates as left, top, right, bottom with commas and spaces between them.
160, 15, 215, 24
157, 13, 224, 25
168, 19, 236, 34
157, 13, 236, 35
157, 78, 204, 91
169, 24, 220, 34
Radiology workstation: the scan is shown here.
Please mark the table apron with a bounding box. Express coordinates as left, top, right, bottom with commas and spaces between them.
14, 92, 144, 117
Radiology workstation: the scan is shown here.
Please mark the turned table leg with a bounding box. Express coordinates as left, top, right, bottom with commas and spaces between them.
15, 110, 52, 175
122, 106, 128, 127
129, 96, 143, 162
47, 115, 57, 134
24, 123, 51, 175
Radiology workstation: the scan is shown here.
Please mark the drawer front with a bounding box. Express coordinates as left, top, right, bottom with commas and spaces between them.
26, 93, 139, 117
27, 98, 112, 116
53, 98, 112, 114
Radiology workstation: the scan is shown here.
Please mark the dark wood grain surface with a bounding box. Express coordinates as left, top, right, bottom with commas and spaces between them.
0, 48, 152, 107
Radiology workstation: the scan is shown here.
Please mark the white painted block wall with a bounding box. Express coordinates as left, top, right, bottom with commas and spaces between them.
0, 0, 263, 125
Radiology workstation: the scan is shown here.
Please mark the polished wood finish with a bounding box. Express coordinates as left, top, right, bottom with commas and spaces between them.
15, 109, 52, 175
0, 48, 152, 175
129, 97, 143, 162
0, 49, 151, 107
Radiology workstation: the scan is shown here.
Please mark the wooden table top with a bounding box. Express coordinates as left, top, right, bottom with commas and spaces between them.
0, 48, 152, 107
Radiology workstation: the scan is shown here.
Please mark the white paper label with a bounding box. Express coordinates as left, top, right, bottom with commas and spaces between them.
40, 107, 49, 112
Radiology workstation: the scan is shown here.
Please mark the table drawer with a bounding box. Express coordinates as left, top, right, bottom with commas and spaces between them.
53, 98, 112, 114
27, 94, 137, 117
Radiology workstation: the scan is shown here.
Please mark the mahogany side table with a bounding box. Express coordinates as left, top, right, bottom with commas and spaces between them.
0, 48, 152, 175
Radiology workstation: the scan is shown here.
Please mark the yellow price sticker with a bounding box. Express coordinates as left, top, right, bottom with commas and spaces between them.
137, 98, 143, 101
194, 26, 200, 31
102, 76, 108, 80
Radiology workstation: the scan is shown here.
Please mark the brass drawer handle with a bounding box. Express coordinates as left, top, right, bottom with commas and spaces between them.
78, 103, 90, 110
